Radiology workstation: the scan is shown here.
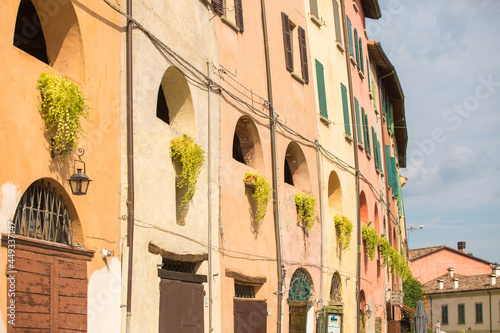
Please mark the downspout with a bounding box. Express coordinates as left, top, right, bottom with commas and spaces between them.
207, 61, 213, 332
487, 290, 492, 333
260, 0, 283, 332
316, 142, 324, 307
339, 1, 361, 331
125, 0, 135, 330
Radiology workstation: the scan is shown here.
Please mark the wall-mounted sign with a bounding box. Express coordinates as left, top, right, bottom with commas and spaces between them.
327, 314, 341, 333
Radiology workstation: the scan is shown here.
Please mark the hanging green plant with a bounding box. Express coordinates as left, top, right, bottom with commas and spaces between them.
295, 193, 316, 230
243, 171, 272, 225
362, 223, 380, 260
379, 238, 392, 267
37, 72, 91, 156
334, 213, 353, 252
170, 135, 206, 203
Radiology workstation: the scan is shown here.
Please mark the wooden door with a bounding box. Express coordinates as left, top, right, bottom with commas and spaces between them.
289, 305, 308, 333
159, 279, 204, 333
234, 299, 267, 333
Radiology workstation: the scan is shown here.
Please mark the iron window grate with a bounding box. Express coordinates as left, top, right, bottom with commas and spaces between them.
162, 259, 197, 274
235, 283, 255, 298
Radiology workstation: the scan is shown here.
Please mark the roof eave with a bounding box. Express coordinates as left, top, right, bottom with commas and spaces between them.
360, 0, 382, 19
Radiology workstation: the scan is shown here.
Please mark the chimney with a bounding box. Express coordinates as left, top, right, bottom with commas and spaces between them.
448, 267, 454, 277
491, 274, 496, 286
457, 241, 466, 253
494, 265, 500, 277
438, 279, 444, 290
453, 278, 459, 289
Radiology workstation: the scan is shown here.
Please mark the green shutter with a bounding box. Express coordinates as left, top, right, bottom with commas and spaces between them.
367, 58, 371, 91
347, 17, 353, 57
385, 145, 392, 187
354, 29, 359, 67
372, 127, 377, 168
355, 98, 362, 144
341, 83, 351, 136
363, 111, 370, 155
315, 60, 328, 118
377, 141, 382, 172
389, 103, 394, 134
359, 39, 364, 73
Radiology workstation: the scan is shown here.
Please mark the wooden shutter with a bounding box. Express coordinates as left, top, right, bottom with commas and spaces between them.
309, 0, 318, 18
298, 26, 309, 83
354, 98, 362, 144
235, 0, 244, 32
354, 29, 359, 68
333, 0, 342, 43
234, 300, 267, 332
341, 83, 351, 136
359, 39, 364, 73
281, 12, 293, 72
367, 58, 371, 90
372, 127, 378, 169
315, 59, 327, 118
363, 111, 370, 155
212, 0, 224, 16
347, 16, 353, 56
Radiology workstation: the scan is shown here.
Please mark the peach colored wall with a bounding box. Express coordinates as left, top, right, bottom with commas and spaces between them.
0, 0, 122, 331
410, 249, 492, 284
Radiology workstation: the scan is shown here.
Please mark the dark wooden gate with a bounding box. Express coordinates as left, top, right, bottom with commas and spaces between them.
159, 279, 204, 332
234, 299, 267, 333
388, 320, 401, 333
289, 305, 308, 333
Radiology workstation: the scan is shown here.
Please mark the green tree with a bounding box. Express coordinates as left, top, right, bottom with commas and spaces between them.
403, 275, 424, 311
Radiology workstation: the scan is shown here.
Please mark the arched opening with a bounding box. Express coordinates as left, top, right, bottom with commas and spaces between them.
329, 272, 342, 304
157, 66, 195, 137
232, 116, 264, 169
359, 290, 367, 333
373, 204, 379, 233
288, 268, 315, 333
327, 171, 343, 211
284, 142, 311, 192
13, 0, 86, 80
359, 191, 368, 225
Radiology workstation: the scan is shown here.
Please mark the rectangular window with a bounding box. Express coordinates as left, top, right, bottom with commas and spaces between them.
341, 83, 351, 136
213, 0, 244, 32
354, 98, 362, 144
315, 59, 328, 118
309, 0, 318, 18
235, 283, 255, 298
362, 110, 370, 155
442, 305, 448, 324
347, 16, 353, 57
475, 303, 483, 323
333, 0, 342, 44
458, 304, 465, 324
359, 39, 364, 73
281, 12, 309, 83
367, 58, 371, 91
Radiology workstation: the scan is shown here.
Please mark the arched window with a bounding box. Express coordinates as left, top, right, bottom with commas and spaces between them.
330, 272, 342, 303
12, 179, 77, 245
374, 204, 380, 232
284, 142, 311, 192
232, 116, 263, 169
156, 66, 195, 137
289, 268, 314, 301
13, 0, 48, 64
328, 171, 343, 211
359, 191, 368, 225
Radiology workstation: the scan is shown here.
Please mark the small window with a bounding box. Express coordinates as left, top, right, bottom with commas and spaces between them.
475, 303, 483, 323
333, 0, 343, 45
281, 12, 309, 83
235, 283, 255, 298
309, 0, 319, 18
346, 16, 353, 57
341, 83, 351, 137
162, 259, 198, 274
214, 0, 244, 32
441, 305, 448, 324
232, 133, 245, 163
156, 85, 170, 124
458, 304, 465, 324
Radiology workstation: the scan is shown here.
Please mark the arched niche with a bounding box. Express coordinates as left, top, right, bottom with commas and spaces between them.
327, 171, 343, 211
157, 66, 195, 137
232, 115, 264, 170
329, 271, 342, 303
13, 0, 86, 81
283, 142, 311, 192
359, 191, 368, 225
373, 204, 379, 233
12, 178, 84, 245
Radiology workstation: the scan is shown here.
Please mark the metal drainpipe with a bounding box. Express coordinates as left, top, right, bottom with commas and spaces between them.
316, 142, 325, 306
487, 290, 492, 333
207, 60, 214, 332
339, 0, 361, 331
260, 0, 283, 332
125, 0, 135, 330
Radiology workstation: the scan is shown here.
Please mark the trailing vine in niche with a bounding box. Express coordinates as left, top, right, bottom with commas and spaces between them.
243, 172, 272, 225
362, 223, 380, 260
37, 72, 91, 156
295, 193, 316, 230
170, 135, 206, 203
334, 214, 353, 251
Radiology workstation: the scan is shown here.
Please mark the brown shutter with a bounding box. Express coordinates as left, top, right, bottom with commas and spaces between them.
298, 26, 309, 83
212, 0, 224, 16
235, 0, 244, 32
281, 12, 293, 72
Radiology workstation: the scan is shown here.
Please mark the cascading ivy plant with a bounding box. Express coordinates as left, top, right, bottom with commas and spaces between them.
334, 213, 353, 252
243, 171, 272, 225
295, 193, 316, 230
170, 135, 206, 203
37, 72, 91, 156
362, 223, 380, 260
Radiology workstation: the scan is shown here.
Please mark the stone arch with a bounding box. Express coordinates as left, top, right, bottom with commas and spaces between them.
327, 171, 342, 211
13, 0, 86, 81
289, 267, 315, 301
12, 178, 84, 245
329, 271, 342, 303
232, 115, 264, 170
157, 66, 195, 137
359, 191, 368, 225
284, 142, 311, 192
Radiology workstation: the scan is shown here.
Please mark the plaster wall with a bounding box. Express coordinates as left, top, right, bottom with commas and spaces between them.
122, 0, 221, 331
0, 0, 122, 331
411, 250, 493, 284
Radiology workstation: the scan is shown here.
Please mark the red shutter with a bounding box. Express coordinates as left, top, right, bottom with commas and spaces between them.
281, 12, 293, 72
235, 0, 244, 32
212, 0, 223, 16
298, 26, 309, 83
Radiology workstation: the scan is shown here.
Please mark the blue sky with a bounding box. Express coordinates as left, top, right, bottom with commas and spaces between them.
366, 0, 500, 263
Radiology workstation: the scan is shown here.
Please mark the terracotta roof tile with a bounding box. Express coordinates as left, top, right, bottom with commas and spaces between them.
424, 273, 499, 294
409, 246, 445, 260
